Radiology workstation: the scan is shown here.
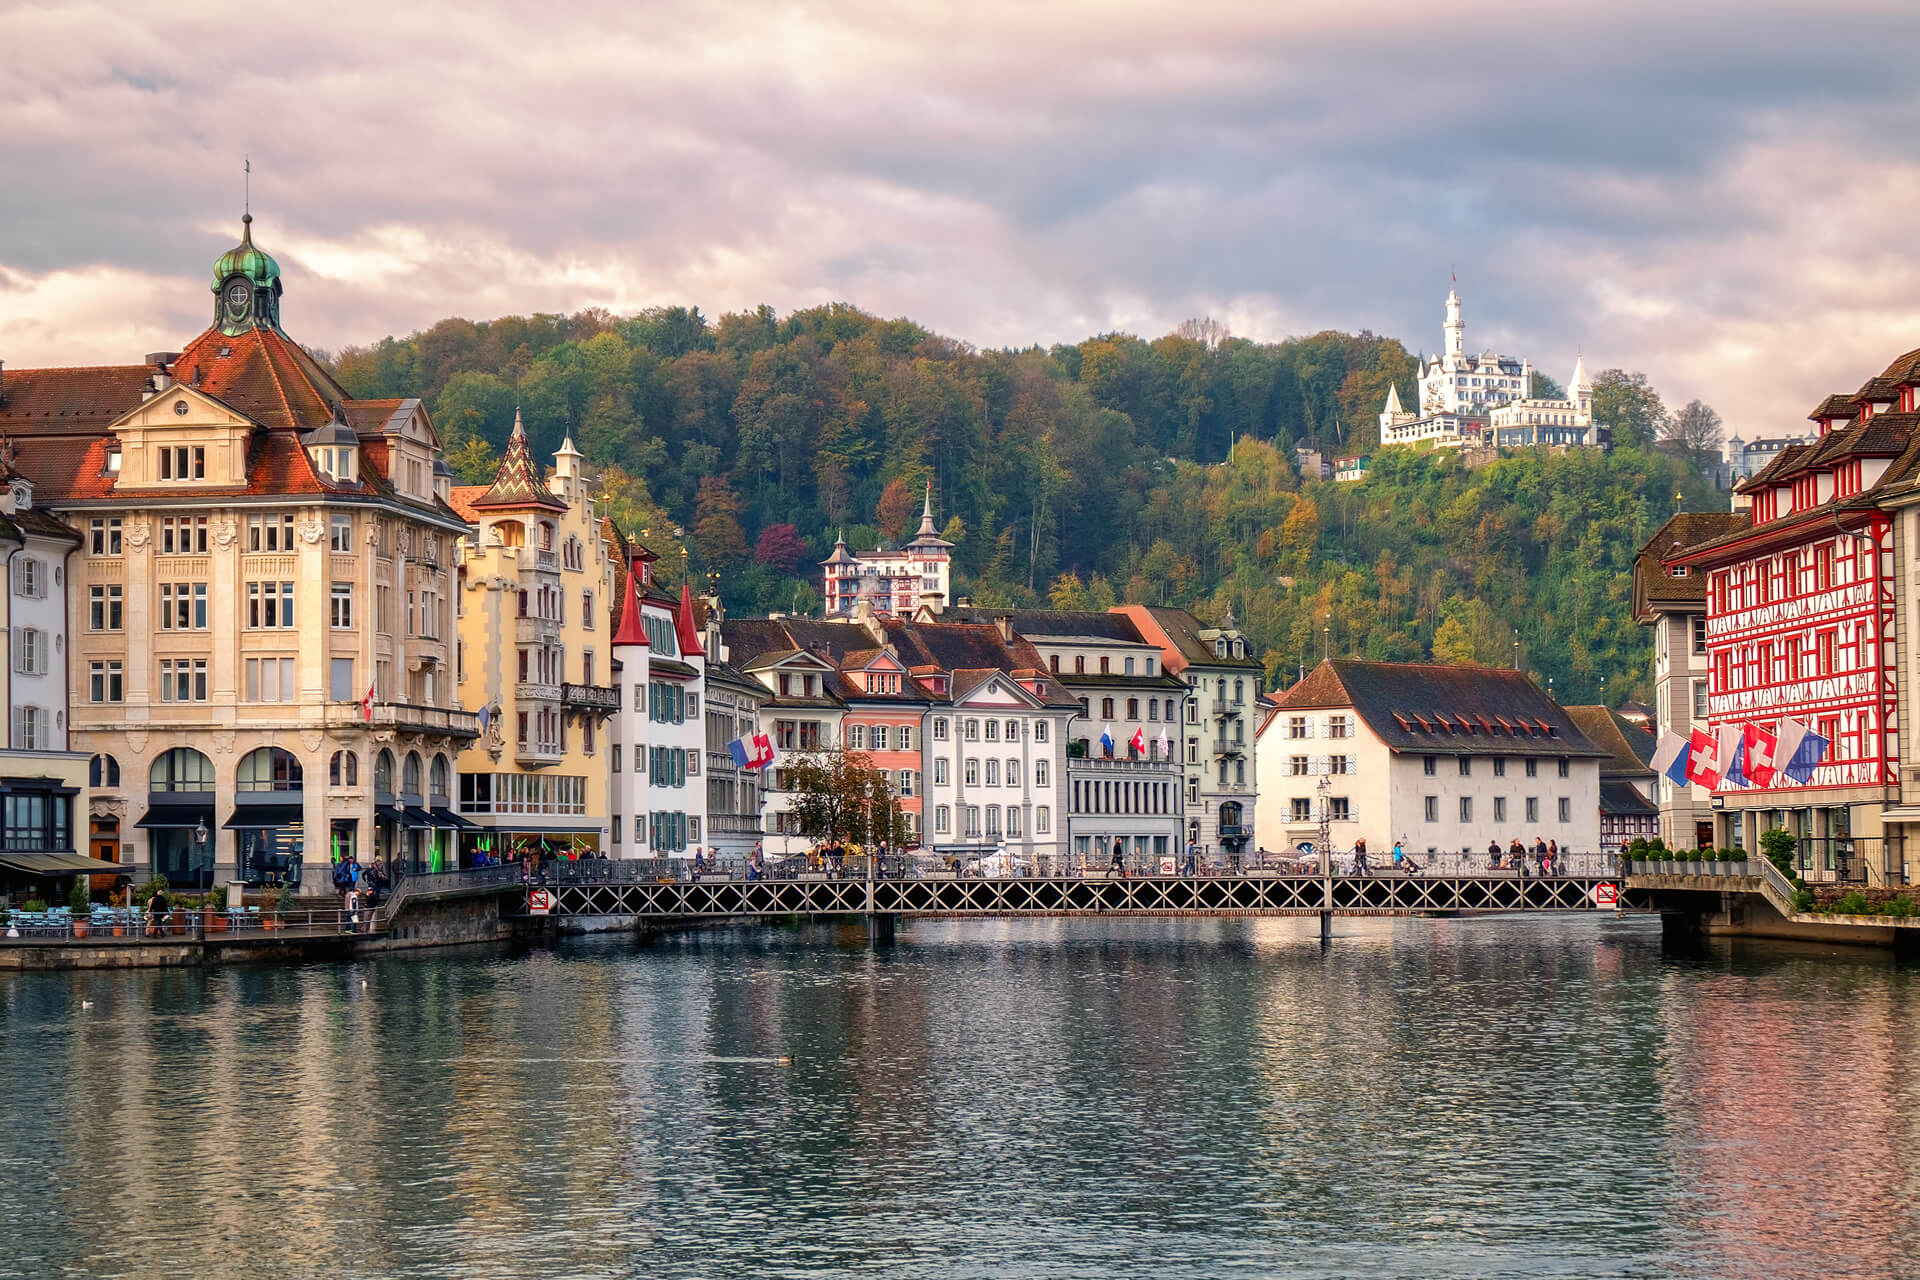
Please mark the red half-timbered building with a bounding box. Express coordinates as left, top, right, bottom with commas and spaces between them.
1666, 355, 1918, 881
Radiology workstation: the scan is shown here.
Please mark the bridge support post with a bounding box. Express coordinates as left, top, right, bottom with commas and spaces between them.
1319, 910, 1331, 945
866, 912, 896, 944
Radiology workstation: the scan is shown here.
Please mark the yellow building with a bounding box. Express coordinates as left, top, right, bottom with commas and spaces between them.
0, 215, 477, 892
449, 419, 618, 859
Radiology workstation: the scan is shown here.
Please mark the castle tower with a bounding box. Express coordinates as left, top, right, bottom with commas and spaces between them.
1444, 287, 1465, 364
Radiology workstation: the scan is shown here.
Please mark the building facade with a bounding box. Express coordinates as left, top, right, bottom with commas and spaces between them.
1564, 705, 1658, 852
1265, 660, 1605, 857
1662, 360, 1920, 882
699, 622, 771, 861
450, 418, 617, 861
2, 217, 477, 890
1633, 511, 1747, 849
1115, 605, 1260, 859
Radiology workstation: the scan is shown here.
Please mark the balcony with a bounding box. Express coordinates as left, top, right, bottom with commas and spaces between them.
515, 682, 561, 704
536, 549, 559, 571
1069, 755, 1183, 776
1217, 823, 1245, 839
515, 616, 560, 645
562, 683, 620, 712
1211, 740, 1246, 758
325, 701, 480, 739
708, 813, 764, 835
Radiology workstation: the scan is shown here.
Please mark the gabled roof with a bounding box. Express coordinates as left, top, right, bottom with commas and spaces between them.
0, 365, 153, 434
1272, 659, 1606, 758
1113, 604, 1262, 671
1632, 511, 1748, 617
1563, 705, 1656, 778
1600, 779, 1657, 817
1808, 393, 1859, 424
944, 606, 1150, 645
169, 323, 350, 430
949, 668, 1044, 708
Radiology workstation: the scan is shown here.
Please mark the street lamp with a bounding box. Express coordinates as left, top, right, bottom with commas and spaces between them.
192, 819, 210, 893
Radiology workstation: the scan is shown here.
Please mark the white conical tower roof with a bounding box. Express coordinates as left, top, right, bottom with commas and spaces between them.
1383, 383, 1403, 414
1570, 353, 1592, 392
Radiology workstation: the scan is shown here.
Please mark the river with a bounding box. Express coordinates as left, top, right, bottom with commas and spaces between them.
2, 915, 1917, 1279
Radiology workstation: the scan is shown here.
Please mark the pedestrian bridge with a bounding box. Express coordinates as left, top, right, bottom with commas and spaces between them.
519, 871, 1624, 921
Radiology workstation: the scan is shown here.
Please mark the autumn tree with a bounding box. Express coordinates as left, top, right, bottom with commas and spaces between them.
784, 749, 903, 848
753, 523, 809, 574
692, 475, 749, 567
1590, 369, 1668, 450
1661, 399, 1724, 466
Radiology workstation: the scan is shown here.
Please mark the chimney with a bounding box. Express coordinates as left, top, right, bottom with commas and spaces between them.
995, 614, 1013, 643
145, 352, 179, 398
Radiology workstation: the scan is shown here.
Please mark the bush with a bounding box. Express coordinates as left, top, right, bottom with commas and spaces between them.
1886, 897, 1916, 919
275, 882, 297, 914
134, 875, 170, 906
1791, 888, 1815, 913
21, 898, 47, 914
68, 879, 91, 913
1833, 891, 1871, 916
1649, 838, 1668, 855
1760, 827, 1797, 874
206, 886, 228, 911
1626, 837, 1648, 858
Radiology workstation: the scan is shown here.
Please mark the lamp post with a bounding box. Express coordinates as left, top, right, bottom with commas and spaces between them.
1322, 613, 1332, 663
193, 819, 210, 894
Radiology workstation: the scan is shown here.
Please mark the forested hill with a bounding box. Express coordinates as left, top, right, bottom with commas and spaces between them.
329, 304, 1717, 705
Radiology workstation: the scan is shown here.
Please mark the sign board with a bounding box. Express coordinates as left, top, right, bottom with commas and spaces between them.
528, 887, 553, 915
1158, 857, 1177, 876
1593, 882, 1619, 909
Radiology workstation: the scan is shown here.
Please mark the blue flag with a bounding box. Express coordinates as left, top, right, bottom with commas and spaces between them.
727, 737, 751, 769
1781, 722, 1830, 786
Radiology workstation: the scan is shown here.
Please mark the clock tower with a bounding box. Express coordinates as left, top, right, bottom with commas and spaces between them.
209, 213, 283, 336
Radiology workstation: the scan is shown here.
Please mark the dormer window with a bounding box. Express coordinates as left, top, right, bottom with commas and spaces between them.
159, 446, 205, 481
306, 416, 359, 483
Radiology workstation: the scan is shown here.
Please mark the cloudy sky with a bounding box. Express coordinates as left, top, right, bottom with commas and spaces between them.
3, 0, 1915, 434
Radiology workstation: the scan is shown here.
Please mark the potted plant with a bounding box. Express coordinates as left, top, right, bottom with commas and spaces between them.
69, 878, 92, 937
267, 880, 297, 929
205, 885, 228, 933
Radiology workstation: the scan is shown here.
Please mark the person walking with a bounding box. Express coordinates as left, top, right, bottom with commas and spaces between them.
1545, 839, 1559, 876
343, 884, 360, 934
145, 885, 168, 939
1182, 841, 1198, 877
1488, 839, 1503, 869
1507, 838, 1525, 870
1108, 837, 1126, 879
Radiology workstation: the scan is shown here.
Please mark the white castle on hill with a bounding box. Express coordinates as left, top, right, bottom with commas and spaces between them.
1379, 288, 1601, 450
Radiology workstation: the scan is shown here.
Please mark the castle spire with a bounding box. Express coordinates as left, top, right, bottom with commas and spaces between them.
917, 480, 937, 537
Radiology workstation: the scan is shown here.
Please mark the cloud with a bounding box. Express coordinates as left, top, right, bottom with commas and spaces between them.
2, 0, 1917, 430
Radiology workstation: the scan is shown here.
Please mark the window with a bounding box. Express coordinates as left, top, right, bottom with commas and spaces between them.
1329, 797, 1350, 822
13, 557, 42, 599
872, 725, 889, 751
965, 719, 979, 741
1149, 700, 1159, 722
329, 657, 355, 702
159, 658, 209, 702
612, 816, 622, 845
1493, 796, 1507, 823
933, 717, 949, 741
88, 584, 123, 631
1036, 806, 1050, 834
1035, 759, 1048, 787
847, 725, 866, 750
1423, 795, 1438, 822
88, 518, 122, 555
159, 445, 205, 481
331, 515, 353, 552
1328, 716, 1349, 740
1459, 796, 1472, 823
899, 726, 914, 751
583, 591, 594, 628
1290, 755, 1308, 776
151, 748, 214, 791
1692, 681, 1709, 720
965, 759, 979, 786
244, 656, 296, 702
12, 627, 44, 676
1288, 716, 1309, 739
897, 769, 914, 796
157, 582, 209, 630
330, 751, 358, 786
1458, 757, 1472, 777
160, 516, 208, 554
1423, 755, 1436, 776
238, 748, 303, 792
1007, 806, 1022, 837
934, 805, 950, 834
1557, 797, 1571, 823
1557, 757, 1570, 779
986, 720, 1000, 742
247, 513, 295, 551
1525, 759, 1538, 778
984, 759, 999, 786
963, 806, 980, 837
1034, 721, 1048, 743
247, 581, 296, 628
985, 806, 1001, 836
1101, 697, 1114, 720
934, 758, 949, 787
88, 660, 123, 704
1291, 797, 1311, 821
1526, 797, 1539, 823
1692, 615, 1707, 656
90, 754, 121, 788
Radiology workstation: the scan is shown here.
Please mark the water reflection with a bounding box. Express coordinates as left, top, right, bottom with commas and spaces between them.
3, 918, 1919, 1278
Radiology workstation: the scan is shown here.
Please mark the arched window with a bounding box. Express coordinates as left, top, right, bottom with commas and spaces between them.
402, 751, 423, 797
150, 747, 214, 792
237, 747, 303, 792
374, 749, 395, 797
330, 750, 359, 787
89, 753, 120, 788
430, 754, 450, 799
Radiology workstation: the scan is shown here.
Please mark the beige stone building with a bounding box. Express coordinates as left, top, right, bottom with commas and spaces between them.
0, 216, 477, 891
449, 419, 618, 858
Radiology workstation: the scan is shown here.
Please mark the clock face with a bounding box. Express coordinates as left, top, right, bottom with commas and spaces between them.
225, 280, 251, 312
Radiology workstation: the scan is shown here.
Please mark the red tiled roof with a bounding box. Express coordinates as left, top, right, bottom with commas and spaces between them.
170, 324, 349, 430
446, 485, 487, 524
0, 365, 153, 435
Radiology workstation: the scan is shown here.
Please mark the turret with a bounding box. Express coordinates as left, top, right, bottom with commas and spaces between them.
1445, 287, 1464, 359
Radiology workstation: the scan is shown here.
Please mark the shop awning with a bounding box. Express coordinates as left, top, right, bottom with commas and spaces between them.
402, 806, 438, 829
0, 852, 127, 877
430, 807, 480, 831
135, 802, 214, 830
224, 803, 305, 829
374, 805, 408, 827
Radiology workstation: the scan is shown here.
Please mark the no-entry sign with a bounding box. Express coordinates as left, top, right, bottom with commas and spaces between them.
1593, 882, 1619, 909
528, 887, 554, 915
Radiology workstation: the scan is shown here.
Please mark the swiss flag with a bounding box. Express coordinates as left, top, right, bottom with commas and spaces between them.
362, 681, 376, 724
750, 732, 775, 769
1129, 727, 1146, 756
1684, 727, 1723, 789
1743, 722, 1781, 787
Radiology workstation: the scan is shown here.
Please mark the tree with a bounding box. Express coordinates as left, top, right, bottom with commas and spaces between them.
1590, 369, 1667, 450
784, 749, 900, 847
1432, 616, 1476, 665
753, 523, 809, 574
691, 475, 749, 567
445, 435, 500, 485
1662, 399, 1723, 465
